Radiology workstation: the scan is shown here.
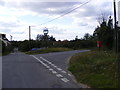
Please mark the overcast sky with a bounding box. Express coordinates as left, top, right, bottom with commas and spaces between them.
0, 0, 119, 41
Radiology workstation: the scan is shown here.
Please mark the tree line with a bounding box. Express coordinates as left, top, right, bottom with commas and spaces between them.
2, 15, 120, 53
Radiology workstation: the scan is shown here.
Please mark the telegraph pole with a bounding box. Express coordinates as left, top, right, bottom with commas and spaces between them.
29, 26, 31, 41
113, 0, 119, 88
29, 26, 31, 50
113, 0, 118, 53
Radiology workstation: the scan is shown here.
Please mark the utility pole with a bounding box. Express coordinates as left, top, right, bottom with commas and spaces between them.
29, 26, 31, 41
113, 0, 118, 53
113, 1, 119, 88
29, 26, 31, 50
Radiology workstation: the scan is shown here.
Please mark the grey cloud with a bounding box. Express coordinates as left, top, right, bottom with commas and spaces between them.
21, 2, 82, 15
0, 20, 24, 35
4, 2, 82, 15
0, 21, 21, 28
3, 1, 113, 18
21, 2, 81, 8
75, 2, 112, 19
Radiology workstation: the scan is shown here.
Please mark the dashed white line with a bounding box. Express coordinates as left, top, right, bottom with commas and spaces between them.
52, 71, 57, 74
68, 74, 72, 77
57, 68, 62, 71
51, 63, 55, 66
40, 57, 71, 77
30, 55, 70, 83
53, 65, 57, 68
61, 78, 69, 83
45, 66, 50, 69
61, 71, 67, 73
49, 68, 53, 71
40, 57, 48, 62
48, 62, 52, 64
41, 62, 47, 66
56, 74, 63, 78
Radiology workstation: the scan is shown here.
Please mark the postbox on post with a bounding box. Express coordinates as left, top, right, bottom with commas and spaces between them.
97, 41, 101, 51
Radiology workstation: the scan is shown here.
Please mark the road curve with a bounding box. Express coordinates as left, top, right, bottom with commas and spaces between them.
2, 50, 90, 88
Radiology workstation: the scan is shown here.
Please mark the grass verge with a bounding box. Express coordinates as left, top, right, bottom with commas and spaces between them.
0, 51, 11, 56
68, 51, 120, 88
25, 48, 73, 55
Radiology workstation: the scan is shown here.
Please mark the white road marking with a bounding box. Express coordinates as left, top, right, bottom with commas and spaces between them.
40, 57, 54, 65
61, 71, 67, 73
31, 55, 43, 63
30, 55, 49, 69
52, 71, 57, 74
68, 74, 72, 77
53, 65, 57, 68
40, 57, 48, 62
48, 62, 52, 64
57, 68, 62, 71
51, 64, 55, 66
61, 78, 69, 83
45, 66, 50, 69
41, 62, 47, 66
30, 55, 70, 83
56, 74, 63, 78
39, 56, 71, 78
49, 68, 53, 71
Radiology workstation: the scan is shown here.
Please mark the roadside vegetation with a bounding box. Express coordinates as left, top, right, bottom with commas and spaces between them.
25, 48, 72, 55
68, 51, 119, 88
0, 40, 13, 56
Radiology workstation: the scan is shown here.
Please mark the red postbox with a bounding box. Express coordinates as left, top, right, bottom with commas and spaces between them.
97, 41, 102, 48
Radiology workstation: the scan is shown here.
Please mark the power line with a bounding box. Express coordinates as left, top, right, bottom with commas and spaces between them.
39, 0, 91, 25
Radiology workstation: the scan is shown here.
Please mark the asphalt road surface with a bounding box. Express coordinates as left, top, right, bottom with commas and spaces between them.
2, 50, 90, 88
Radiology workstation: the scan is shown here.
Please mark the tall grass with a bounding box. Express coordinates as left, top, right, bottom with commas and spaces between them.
68, 51, 120, 88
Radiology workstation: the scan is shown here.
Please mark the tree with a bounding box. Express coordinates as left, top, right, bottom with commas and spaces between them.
93, 16, 114, 49
83, 33, 92, 40
49, 35, 56, 41
36, 34, 44, 41
19, 40, 30, 51
36, 34, 56, 48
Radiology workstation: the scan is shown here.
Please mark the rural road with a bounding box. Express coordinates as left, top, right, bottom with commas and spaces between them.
2, 50, 89, 88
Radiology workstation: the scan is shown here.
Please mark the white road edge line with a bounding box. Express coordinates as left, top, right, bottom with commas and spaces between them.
30, 55, 49, 68
40, 57, 56, 67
